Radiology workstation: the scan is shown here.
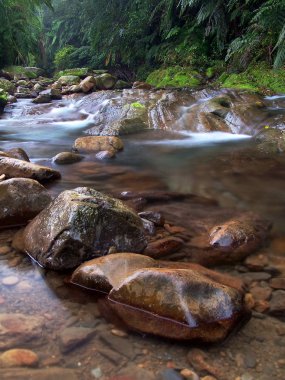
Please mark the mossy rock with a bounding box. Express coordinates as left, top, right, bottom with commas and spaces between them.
146, 66, 202, 88
0, 79, 15, 94
3, 66, 43, 79
217, 63, 285, 94
58, 75, 80, 86
0, 89, 8, 113
54, 68, 92, 79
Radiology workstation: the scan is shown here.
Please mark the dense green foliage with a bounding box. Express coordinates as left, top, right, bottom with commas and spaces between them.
0, 0, 284, 85
0, 0, 52, 67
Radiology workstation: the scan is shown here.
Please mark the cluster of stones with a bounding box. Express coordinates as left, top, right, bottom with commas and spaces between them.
0, 66, 152, 111
0, 141, 275, 344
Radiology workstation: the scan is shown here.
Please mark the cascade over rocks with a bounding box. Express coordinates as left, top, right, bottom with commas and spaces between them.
71, 253, 250, 342
13, 187, 147, 270
0, 178, 52, 228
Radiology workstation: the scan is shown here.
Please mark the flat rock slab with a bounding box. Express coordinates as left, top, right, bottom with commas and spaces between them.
0, 157, 61, 182
0, 313, 45, 349
0, 368, 79, 380
0, 178, 52, 227
13, 187, 147, 270
59, 327, 96, 353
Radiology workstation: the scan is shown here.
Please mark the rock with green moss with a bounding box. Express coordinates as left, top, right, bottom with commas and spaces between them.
146, 66, 202, 88
0, 89, 8, 113
54, 68, 92, 79
13, 187, 147, 270
95, 73, 117, 90
58, 75, 80, 86
0, 79, 15, 94
218, 63, 285, 94
3, 66, 44, 80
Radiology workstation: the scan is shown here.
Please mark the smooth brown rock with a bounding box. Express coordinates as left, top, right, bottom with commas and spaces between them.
71, 253, 246, 294
0, 157, 61, 182
132, 81, 152, 90
13, 188, 147, 270
0, 349, 38, 368
109, 268, 250, 342
0, 178, 52, 227
144, 237, 184, 258
209, 215, 271, 258
52, 152, 83, 165
0, 313, 44, 349
71, 253, 157, 293
270, 278, 285, 290
74, 136, 123, 153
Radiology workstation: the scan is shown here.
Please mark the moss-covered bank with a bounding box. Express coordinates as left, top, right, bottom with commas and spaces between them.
146, 66, 202, 88
217, 64, 285, 94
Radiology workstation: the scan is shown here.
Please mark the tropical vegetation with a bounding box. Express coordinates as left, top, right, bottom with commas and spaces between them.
0, 0, 284, 85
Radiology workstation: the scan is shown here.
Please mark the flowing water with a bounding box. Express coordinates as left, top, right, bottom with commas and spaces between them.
0, 90, 285, 379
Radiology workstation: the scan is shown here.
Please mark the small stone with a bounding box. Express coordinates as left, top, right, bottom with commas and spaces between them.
240, 373, 253, 380
52, 152, 83, 165
159, 369, 184, 380
201, 377, 217, 380
143, 237, 184, 258
269, 290, 285, 317
0, 246, 11, 255
270, 278, 285, 290
180, 368, 200, 380
2, 276, 19, 286
91, 367, 103, 378
95, 150, 116, 160
244, 293, 255, 310
254, 300, 269, 313
244, 254, 269, 271
111, 329, 128, 338
188, 349, 222, 379
0, 349, 38, 368
250, 285, 272, 301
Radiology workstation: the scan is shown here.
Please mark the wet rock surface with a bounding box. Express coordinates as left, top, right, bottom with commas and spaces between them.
0, 157, 61, 182
13, 187, 147, 270
0, 178, 52, 227
0, 86, 285, 379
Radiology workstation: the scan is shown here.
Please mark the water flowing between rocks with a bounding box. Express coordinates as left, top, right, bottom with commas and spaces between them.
0, 88, 285, 379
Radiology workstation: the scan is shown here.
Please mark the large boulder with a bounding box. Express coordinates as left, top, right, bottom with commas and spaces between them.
13, 188, 147, 270
95, 73, 117, 90
0, 178, 52, 228
73, 136, 124, 153
3, 66, 44, 80
0, 157, 61, 182
58, 75, 80, 86
0, 79, 15, 94
108, 267, 249, 342
71, 253, 246, 294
